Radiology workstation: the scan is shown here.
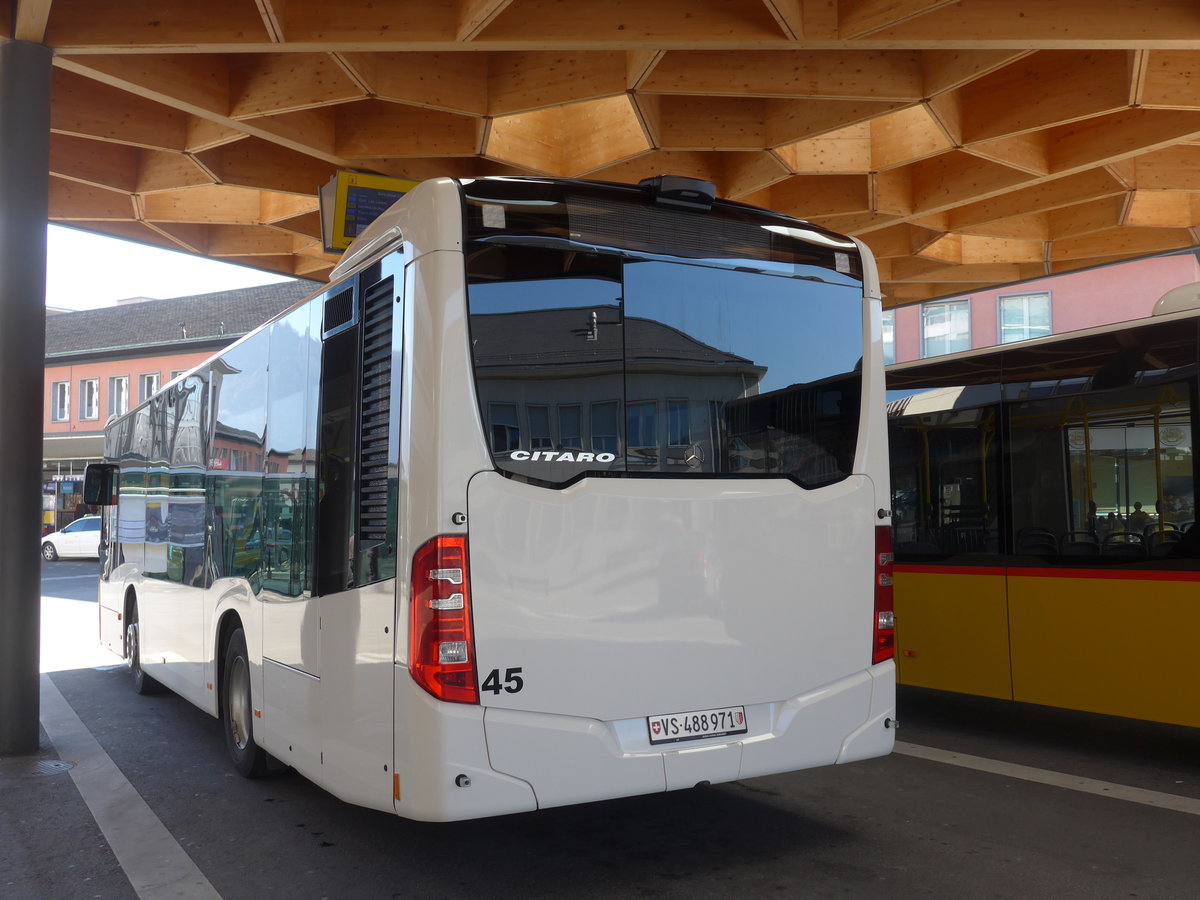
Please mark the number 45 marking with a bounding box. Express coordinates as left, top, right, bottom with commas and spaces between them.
481, 667, 524, 694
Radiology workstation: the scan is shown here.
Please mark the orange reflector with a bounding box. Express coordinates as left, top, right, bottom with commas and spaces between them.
254, 709, 262, 719
393, 773, 401, 801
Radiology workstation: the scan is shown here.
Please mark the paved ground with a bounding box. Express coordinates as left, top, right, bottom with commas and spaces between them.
4, 559, 1200, 899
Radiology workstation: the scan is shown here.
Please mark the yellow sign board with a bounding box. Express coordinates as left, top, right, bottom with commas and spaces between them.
320, 171, 419, 252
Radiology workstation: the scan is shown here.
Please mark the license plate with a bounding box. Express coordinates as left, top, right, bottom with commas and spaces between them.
647, 706, 747, 745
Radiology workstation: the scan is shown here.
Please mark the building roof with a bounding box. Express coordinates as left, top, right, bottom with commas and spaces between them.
45, 281, 317, 358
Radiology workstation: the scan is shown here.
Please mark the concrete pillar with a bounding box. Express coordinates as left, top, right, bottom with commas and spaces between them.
0, 40, 52, 755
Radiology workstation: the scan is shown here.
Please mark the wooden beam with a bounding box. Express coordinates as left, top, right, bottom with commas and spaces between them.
855, 0, 1200, 43
463, 0, 785, 44
260, 192, 319, 224
45, 0, 272, 48
197, 138, 336, 195
228, 53, 364, 119
642, 50, 925, 101
1047, 108, 1200, 174
1046, 196, 1127, 239
141, 185, 266, 225
1050, 225, 1197, 261
908, 150, 1034, 213
205, 224, 302, 256
335, 100, 482, 158
55, 55, 230, 117
136, 150, 212, 194
862, 222, 945, 258
458, 0, 515, 41
247, 108, 337, 156
920, 49, 1034, 96
964, 132, 1049, 176
1124, 191, 1200, 228
627, 50, 665, 89
775, 123, 872, 174
945, 168, 1128, 231
14, 0, 53, 42
51, 68, 189, 152
588, 149, 790, 200
838, 0, 959, 40
49, 177, 136, 221
958, 50, 1134, 144
254, 0, 286, 43
742, 174, 873, 219
958, 213, 1049, 242
1141, 51, 1200, 109
50, 135, 140, 193
870, 104, 954, 171
486, 95, 649, 176
265, 210, 322, 240
1127, 146, 1200, 191
487, 51, 626, 116
341, 51, 489, 116
759, 0, 804, 40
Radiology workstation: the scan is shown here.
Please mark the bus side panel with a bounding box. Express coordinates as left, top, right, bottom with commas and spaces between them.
1009, 571, 1200, 728
894, 567, 1013, 700
317, 580, 397, 814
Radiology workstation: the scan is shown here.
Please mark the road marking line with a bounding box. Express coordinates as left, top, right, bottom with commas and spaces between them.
40, 675, 222, 900
895, 740, 1200, 817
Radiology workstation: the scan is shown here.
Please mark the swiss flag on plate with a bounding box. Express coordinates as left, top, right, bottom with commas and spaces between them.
651, 721, 662, 735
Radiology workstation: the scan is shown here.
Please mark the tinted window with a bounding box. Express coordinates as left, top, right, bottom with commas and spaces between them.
467, 244, 863, 487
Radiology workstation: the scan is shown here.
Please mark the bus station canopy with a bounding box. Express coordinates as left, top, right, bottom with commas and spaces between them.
9, 0, 1200, 304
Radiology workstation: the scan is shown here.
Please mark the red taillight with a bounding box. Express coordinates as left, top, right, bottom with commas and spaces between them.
873, 526, 895, 665
410, 535, 478, 704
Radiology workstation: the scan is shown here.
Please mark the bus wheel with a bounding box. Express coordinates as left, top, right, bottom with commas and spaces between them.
126, 604, 162, 695
222, 628, 270, 778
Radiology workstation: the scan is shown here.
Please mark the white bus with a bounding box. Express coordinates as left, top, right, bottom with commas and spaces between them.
86, 175, 895, 822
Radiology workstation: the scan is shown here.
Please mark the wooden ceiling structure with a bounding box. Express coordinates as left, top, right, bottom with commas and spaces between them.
7, 1, 1200, 304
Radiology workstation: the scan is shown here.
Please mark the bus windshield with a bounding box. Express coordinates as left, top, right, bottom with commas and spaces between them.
463, 183, 865, 487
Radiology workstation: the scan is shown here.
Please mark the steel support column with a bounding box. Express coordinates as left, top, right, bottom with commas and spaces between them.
0, 40, 52, 755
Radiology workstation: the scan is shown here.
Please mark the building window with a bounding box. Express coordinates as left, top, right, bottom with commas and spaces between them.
109, 376, 129, 417
591, 401, 620, 454
626, 401, 656, 448
998, 291, 1051, 344
921, 298, 971, 358
51, 381, 70, 422
528, 405, 552, 449
139, 372, 160, 402
489, 403, 520, 453
79, 378, 100, 421
170, 370, 187, 380
559, 405, 582, 449
667, 400, 690, 446
882, 309, 896, 366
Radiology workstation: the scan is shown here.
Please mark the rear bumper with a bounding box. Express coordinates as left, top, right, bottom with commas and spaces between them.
481, 662, 895, 813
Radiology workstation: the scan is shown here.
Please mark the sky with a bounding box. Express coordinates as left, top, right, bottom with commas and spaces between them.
46, 224, 297, 311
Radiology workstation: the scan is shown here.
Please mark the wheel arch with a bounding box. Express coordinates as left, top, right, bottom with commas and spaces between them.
215, 610, 245, 716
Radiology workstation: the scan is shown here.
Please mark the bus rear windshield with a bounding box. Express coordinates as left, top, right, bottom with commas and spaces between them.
464, 189, 865, 487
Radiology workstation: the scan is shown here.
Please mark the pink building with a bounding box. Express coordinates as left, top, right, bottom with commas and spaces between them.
886, 249, 1200, 365
42, 282, 312, 530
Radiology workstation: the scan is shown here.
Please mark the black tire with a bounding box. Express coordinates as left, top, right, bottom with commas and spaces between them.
222, 628, 271, 778
41, 542, 58, 561
126, 602, 163, 695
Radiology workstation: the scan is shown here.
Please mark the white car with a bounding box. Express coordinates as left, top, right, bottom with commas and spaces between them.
41, 515, 101, 561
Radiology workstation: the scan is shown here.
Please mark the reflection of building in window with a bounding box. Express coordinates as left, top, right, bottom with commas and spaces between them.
998, 291, 1051, 344
921, 299, 970, 358
489, 403, 520, 453
559, 405, 582, 449
528, 405, 552, 449
591, 401, 620, 454
882, 309, 896, 365
668, 399, 690, 446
